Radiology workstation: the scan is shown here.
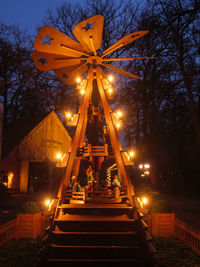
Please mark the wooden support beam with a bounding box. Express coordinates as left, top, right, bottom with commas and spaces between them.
19, 160, 29, 193
57, 67, 94, 202
96, 67, 135, 206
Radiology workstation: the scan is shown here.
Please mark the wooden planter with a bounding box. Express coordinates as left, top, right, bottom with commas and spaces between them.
16, 212, 44, 239
151, 213, 175, 237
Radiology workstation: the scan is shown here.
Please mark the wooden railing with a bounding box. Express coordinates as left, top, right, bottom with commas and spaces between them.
0, 219, 17, 246
144, 214, 200, 256
175, 218, 200, 256
77, 144, 109, 157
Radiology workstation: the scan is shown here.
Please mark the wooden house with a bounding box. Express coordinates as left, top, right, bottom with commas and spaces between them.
0, 111, 71, 193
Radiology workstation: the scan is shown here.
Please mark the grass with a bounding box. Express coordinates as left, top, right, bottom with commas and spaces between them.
0, 238, 43, 267
152, 237, 200, 267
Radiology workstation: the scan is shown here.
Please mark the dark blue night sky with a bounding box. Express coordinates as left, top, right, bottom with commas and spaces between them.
0, 0, 80, 34
0, 0, 144, 35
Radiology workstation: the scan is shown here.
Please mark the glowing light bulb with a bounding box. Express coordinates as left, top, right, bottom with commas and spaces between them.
139, 164, 143, 169
129, 151, 135, 157
108, 88, 113, 94
76, 77, 81, 83
80, 89, 85, 95
56, 153, 62, 159
116, 122, 121, 129
108, 75, 114, 82
141, 197, 148, 205
144, 164, 150, 169
116, 110, 122, 118
45, 199, 51, 206
65, 112, 71, 119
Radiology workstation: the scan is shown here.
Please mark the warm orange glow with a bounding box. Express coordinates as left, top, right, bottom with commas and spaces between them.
80, 89, 85, 95
108, 88, 113, 94
141, 197, 148, 205
76, 77, 81, 83
116, 110, 122, 118
139, 164, 143, 169
116, 122, 121, 129
65, 112, 72, 119
108, 75, 114, 82
56, 153, 62, 159
129, 151, 135, 157
7, 171, 14, 188
45, 199, 51, 206
144, 163, 150, 169
144, 171, 150, 175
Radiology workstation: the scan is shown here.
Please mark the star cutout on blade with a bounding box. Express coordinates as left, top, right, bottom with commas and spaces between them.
33, 15, 152, 83
62, 73, 68, 78
38, 57, 48, 65
41, 34, 54, 45
82, 23, 94, 31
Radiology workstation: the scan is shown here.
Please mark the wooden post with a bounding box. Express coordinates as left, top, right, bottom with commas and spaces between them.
96, 68, 135, 205
57, 68, 94, 203
19, 159, 29, 193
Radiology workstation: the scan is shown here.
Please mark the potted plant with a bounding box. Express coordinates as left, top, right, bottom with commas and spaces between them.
16, 201, 43, 239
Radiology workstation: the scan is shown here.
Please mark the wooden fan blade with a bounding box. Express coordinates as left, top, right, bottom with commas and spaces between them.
72, 15, 104, 53
102, 56, 157, 62
55, 62, 88, 84
34, 26, 89, 58
32, 50, 85, 71
102, 31, 148, 57
101, 63, 140, 79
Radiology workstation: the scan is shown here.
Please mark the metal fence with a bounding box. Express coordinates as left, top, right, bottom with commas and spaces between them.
0, 219, 17, 246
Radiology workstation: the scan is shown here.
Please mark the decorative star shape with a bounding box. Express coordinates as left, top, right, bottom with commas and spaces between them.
82, 23, 94, 31
62, 73, 68, 78
38, 57, 48, 65
41, 34, 54, 45
33, 16, 152, 83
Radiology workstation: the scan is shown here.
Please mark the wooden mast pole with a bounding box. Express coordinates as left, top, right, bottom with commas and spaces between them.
57, 67, 94, 203
96, 67, 135, 206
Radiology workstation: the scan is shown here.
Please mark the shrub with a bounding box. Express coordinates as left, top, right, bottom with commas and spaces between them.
151, 200, 171, 213
0, 183, 11, 200
21, 201, 41, 214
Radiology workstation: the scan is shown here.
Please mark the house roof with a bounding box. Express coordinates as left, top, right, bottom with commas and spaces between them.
2, 111, 71, 160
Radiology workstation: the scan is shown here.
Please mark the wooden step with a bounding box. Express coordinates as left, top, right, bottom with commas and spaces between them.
46, 244, 142, 260
58, 203, 135, 217
59, 203, 133, 210
45, 258, 147, 267
86, 198, 123, 204
37, 203, 155, 267
50, 231, 138, 246
54, 214, 138, 232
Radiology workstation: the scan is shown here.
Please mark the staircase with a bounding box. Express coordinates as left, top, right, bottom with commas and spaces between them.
38, 203, 156, 266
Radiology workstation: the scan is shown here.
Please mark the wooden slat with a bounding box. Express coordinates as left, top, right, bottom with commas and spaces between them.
0, 219, 17, 247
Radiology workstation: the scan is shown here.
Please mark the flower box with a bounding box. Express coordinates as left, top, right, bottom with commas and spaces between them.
16, 212, 43, 239
151, 212, 175, 237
